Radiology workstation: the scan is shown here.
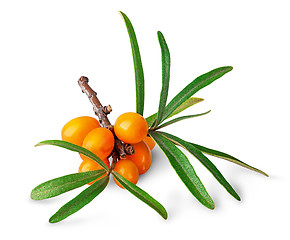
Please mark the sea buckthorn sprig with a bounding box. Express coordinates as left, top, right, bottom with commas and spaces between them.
31, 11, 268, 223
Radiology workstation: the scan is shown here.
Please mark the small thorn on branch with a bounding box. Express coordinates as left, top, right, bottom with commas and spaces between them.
103, 105, 112, 114
124, 143, 135, 155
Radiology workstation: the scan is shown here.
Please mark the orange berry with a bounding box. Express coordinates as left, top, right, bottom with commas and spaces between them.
143, 136, 156, 151
113, 159, 139, 188
61, 116, 100, 146
81, 127, 114, 161
78, 158, 110, 185
114, 112, 148, 144
126, 141, 152, 174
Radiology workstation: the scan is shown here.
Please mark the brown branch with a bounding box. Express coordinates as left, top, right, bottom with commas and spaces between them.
78, 76, 133, 158
78, 76, 111, 128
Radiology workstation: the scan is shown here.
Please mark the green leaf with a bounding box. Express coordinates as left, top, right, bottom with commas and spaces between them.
146, 97, 204, 126
153, 31, 171, 128
156, 131, 240, 201
120, 11, 145, 116
112, 171, 168, 219
160, 66, 233, 123
191, 142, 269, 177
35, 140, 109, 172
167, 97, 204, 118
150, 131, 215, 209
155, 110, 211, 130
49, 175, 109, 223
31, 169, 107, 200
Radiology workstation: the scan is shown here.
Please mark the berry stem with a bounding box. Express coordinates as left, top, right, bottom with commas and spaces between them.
78, 76, 133, 158
109, 151, 119, 174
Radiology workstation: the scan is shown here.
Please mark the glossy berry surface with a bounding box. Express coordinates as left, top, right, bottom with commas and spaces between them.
126, 140, 152, 174
113, 159, 139, 188
61, 116, 100, 146
143, 136, 156, 151
78, 158, 110, 185
81, 127, 115, 161
114, 112, 148, 144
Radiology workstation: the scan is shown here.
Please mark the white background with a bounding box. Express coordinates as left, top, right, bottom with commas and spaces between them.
1, 0, 289, 239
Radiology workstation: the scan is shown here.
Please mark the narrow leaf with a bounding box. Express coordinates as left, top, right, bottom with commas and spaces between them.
35, 140, 109, 172
31, 169, 107, 200
191, 142, 269, 177
120, 11, 145, 115
161, 66, 233, 123
49, 175, 109, 223
153, 31, 171, 128
157, 131, 240, 200
146, 97, 204, 126
150, 131, 215, 209
168, 97, 204, 118
112, 171, 168, 219
155, 110, 211, 130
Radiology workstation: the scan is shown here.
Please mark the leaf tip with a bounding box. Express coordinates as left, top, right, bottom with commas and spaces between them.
206, 198, 215, 210
233, 192, 241, 201
261, 171, 269, 177
49, 216, 57, 224
30, 188, 43, 201
162, 212, 168, 220
119, 11, 126, 20
253, 168, 269, 177
30, 191, 37, 200
157, 31, 165, 41
34, 141, 47, 147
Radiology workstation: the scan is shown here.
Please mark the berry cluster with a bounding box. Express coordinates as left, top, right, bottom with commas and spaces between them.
61, 113, 156, 187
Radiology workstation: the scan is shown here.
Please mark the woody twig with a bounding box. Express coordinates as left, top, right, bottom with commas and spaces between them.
78, 76, 134, 158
